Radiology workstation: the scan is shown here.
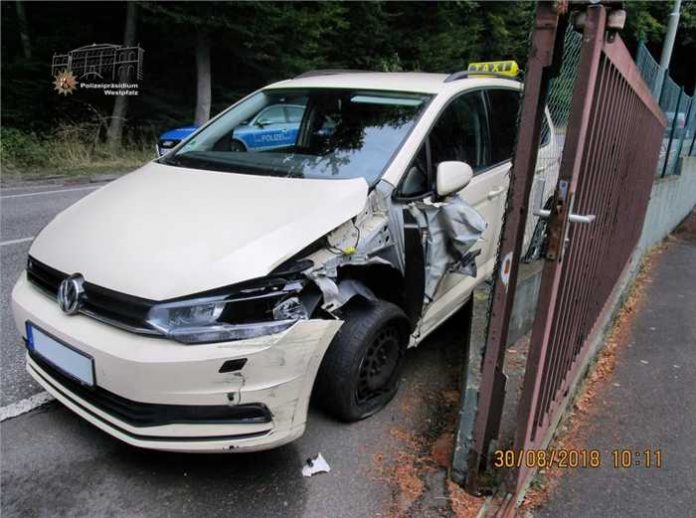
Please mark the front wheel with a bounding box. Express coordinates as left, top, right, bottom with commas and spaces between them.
314, 300, 409, 422
230, 139, 246, 152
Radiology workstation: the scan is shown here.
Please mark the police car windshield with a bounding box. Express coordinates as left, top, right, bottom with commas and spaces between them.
161, 89, 431, 184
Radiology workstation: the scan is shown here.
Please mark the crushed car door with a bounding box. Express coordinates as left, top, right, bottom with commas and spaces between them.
418, 90, 506, 334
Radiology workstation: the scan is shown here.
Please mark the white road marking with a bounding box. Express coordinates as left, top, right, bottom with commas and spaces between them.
0, 391, 54, 422
0, 236, 34, 247
0, 184, 65, 192
1, 185, 100, 200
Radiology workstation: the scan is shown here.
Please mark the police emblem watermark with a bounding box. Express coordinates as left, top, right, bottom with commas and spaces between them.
51, 43, 144, 96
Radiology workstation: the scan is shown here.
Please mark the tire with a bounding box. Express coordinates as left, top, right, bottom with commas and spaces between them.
230, 139, 246, 152
314, 300, 409, 422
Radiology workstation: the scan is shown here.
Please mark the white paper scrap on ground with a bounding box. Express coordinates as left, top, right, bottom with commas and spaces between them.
302, 453, 331, 477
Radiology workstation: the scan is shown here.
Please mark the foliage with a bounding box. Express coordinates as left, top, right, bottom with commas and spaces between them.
0, 128, 54, 168
0, 0, 693, 144
1, 125, 153, 175
623, 0, 696, 88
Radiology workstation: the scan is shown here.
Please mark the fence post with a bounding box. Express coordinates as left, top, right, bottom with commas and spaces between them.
661, 86, 683, 177
672, 96, 692, 174
657, 68, 669, 108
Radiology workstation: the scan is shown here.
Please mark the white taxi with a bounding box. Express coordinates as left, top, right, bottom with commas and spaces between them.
12, 64, 557, 452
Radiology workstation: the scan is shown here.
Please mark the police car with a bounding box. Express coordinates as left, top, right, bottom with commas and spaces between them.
13, 62, 558, 453
156, 103, 306, 156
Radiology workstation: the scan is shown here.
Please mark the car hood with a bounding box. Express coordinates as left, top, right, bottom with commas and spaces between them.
30, 162, 369, 300
160, 126, 197, 140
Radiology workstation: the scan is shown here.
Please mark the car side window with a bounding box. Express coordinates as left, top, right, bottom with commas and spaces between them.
487, 89, 521, 164
396, 91, 490, 198
257, 106, 286, 125
398, 144, 429, 198
285, 106, 304, 123
429, 91, 489, 172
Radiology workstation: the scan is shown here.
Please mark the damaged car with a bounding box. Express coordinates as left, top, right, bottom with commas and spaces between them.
12, 67, 557, 452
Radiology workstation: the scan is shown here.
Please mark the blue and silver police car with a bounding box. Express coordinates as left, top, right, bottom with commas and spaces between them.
156, 104, 306, 156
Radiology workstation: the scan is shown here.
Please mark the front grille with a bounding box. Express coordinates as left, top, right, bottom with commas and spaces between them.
26, 256, 64, 295
27, 256, 157, 335
30, 351, 272, 427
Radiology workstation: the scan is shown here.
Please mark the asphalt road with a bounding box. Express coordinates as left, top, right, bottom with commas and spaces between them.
0, 181, 469, 517
1, 183, 106, 406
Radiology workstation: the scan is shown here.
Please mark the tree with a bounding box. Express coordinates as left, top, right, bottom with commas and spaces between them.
2, 1, 694, 136
15, 1, 31, 60
106, 2, 137, 149
194, 29, 211, 125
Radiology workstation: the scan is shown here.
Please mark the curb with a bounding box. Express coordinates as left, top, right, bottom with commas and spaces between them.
1, 172, 125, 189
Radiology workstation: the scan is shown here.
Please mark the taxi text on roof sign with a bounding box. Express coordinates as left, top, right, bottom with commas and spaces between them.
467, 60, 519, 77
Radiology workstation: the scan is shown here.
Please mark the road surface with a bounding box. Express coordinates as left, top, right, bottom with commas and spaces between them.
1, 183, 106, 407
0, 181, 468, 517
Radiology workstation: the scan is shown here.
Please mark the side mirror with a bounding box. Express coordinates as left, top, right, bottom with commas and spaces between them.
436, 161, 473, 197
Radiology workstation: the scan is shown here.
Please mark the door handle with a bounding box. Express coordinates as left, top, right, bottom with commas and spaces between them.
534, 209, 596, 224
487, 186, 506, 199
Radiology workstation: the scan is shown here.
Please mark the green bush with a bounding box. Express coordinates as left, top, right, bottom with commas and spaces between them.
1, 126, 154, 177
0, 128, 54, 168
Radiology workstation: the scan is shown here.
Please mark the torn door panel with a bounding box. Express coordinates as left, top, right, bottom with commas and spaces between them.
408, 196, 487, 304
298, 180, 486, 323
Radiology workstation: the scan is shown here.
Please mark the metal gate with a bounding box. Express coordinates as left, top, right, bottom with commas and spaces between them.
460, 1, 666, 509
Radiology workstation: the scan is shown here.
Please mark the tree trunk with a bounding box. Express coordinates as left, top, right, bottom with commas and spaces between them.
15, 1, 31, 59
194, 30, 212, 126
106, 2, 137, 150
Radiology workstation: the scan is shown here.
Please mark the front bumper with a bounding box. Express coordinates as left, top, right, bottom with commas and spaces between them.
12, 273, 342, 452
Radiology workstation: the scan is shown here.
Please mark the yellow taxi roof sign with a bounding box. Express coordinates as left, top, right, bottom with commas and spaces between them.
467, 60, 519, 77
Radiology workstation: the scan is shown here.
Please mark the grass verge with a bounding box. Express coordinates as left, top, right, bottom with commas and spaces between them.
1, 126, 154, 184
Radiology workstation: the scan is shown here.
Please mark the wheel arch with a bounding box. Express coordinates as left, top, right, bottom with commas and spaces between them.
231, 137, 249, 151
336, 264, 417, 332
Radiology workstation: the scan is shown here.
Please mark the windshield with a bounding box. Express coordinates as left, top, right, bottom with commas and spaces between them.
161, 88, 431, 184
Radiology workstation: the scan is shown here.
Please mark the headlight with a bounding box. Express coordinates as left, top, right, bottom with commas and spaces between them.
157, 139, 180, 157
147, 279, 310, 344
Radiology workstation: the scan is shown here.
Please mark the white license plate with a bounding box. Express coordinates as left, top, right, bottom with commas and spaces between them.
27, 323, 94, 386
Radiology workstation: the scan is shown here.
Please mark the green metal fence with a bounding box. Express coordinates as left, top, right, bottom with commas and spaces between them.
636, 41, 695, 176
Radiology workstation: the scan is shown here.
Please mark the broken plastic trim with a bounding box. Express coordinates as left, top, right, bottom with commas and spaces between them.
301, 180, 486, 319
303, 181, 405, 315
407, 195, 487, 304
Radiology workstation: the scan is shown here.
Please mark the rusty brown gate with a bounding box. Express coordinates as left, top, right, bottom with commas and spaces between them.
460, 1, 666, 510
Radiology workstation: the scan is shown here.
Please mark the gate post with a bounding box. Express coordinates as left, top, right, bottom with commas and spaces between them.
454, 1, 568, 494
508, 6, 607, 499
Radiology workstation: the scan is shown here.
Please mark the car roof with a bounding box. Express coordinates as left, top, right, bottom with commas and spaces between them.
265, 72, 521, 95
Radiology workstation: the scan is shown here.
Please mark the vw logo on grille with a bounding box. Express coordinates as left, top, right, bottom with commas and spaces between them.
57, 274, 85, 315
